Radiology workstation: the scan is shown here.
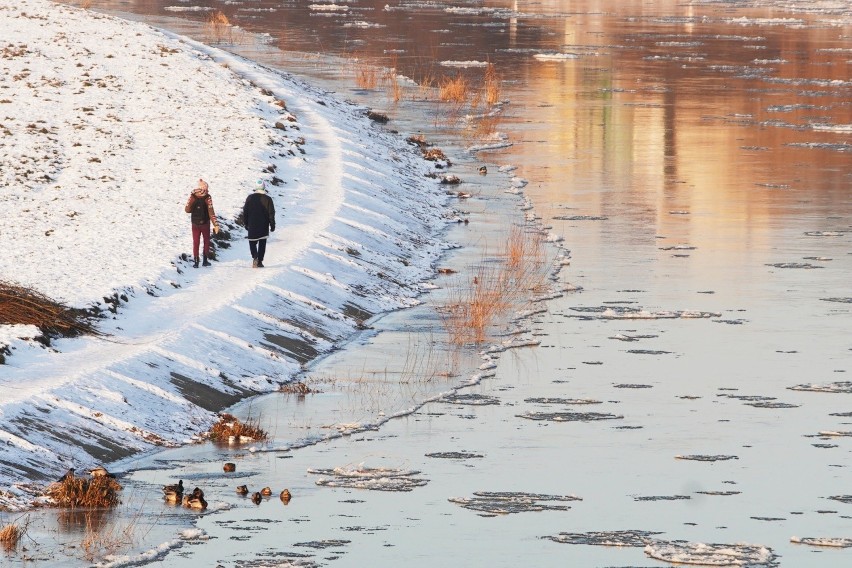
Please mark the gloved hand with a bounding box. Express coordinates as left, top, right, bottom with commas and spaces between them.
270, 225, 275, 232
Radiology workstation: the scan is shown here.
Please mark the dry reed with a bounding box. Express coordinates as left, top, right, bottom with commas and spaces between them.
0, 519, 24, 551
206, 10, 233, 44
483, 63, 502, 105
440, 226, 547, 345
439, 74, 468, 103
46, 473, 122, 508
353, 57, 379, 90
208, 413, 267, 442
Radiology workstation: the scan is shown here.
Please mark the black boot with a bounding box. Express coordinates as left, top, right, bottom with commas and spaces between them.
193, 257, 199, 268
202, 255, 211, 267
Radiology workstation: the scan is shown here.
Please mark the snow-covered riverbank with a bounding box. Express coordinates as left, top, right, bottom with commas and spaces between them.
0, 0, 452, 510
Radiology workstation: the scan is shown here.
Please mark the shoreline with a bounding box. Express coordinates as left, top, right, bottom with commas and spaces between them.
0, 0, 454, 511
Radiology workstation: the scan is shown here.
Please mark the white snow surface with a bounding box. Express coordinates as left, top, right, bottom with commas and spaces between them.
0, 0, 449, 510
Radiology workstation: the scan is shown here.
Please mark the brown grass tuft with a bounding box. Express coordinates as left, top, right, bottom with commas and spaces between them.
208, 413, 267, 442
439, 74, 468, 103
0, 521, 22, 551
206, 10, 233, 44
483, 63, 502, 105
353, 58, 379, 90
46, 473, 122, 508
440, 226, 548, 345
0, 280, 99, 341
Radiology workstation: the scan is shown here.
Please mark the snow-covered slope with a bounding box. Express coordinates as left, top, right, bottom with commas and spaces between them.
0, 0, 450, 510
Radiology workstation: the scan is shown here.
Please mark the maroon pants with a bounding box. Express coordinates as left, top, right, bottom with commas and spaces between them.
192, 221, 211, 258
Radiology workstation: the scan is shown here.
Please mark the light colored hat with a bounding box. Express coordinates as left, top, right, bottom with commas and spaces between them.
197, 179, 209, 191
254, 179, 266, 192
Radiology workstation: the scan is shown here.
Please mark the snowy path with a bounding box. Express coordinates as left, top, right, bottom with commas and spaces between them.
0, 2, 448, 509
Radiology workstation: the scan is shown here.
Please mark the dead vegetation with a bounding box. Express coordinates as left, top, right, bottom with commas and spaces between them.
208, 413, 267, 442
206, 10, 234, 44
440, 226, 549, 345
0, 280, 100, 342
280, 381, 314, 395
0, 516, 28, 551
46, 473, 122, 508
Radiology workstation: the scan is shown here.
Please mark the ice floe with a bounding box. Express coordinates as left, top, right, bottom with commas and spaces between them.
308, 465, 429, 491
449, 491, 581, 515
644, 540, 778, 567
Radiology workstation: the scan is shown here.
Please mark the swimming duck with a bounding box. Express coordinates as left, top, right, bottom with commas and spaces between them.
223, 462, 236, 472
260, 487, 272, 497
191, 487, 205, 500
478, 165, 487, 175
184, 494, 208, 509
279, 489, 292, 503
236, 485, 249, 495
163, 479, 183, 502
251, 492, 262, 505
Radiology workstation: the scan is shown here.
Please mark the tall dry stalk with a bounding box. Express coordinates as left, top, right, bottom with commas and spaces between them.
483, 63, 502, 105
353, 57, 379, 89
440, 226, 547, 345
439, 74, 468, 103
0, 516, 28, 552
206, 10, 233, 44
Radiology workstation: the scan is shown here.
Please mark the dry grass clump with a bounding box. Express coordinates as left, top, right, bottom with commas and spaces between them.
441, 226, 548, 345
483, 63, 502, 105
208, 413, 267, 442
206, 10, 234, 44
46, 474, 122, 508
0, 518, 26, 551
0, 280, 99, 340
280, 381, 314, 394
439, 74, 469, 103
353, 58, 379, 90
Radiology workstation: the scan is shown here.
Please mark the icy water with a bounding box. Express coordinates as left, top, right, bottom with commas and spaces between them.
10, 1, 852, 566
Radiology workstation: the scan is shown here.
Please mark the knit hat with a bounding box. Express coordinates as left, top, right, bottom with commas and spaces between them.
254, 179, 266, 192
197, 179, 209, 191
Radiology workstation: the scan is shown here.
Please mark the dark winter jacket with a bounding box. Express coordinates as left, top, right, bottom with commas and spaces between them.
185, 189, 218, 227
243, 190, 275, 240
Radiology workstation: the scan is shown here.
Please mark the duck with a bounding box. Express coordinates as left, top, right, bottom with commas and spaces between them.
223, 462, 236, 472
57, 468, 75, 483
236, 485, 249, 496
88, 466, 116, 479
183, 494, 208, 509
251, 492, 262, 505
279, 489, 292, 503
478, 165, 487, 175
163, 479, 183, 502
260, 487, 272, 497
191, 487, 204, 500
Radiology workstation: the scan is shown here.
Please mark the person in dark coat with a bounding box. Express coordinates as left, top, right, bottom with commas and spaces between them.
243, 180, 275, 267
184, 178, 219, 268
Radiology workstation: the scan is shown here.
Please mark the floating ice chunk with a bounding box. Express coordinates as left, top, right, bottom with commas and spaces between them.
675, 455, 739, 462
644, 540, 777, 566
533, 52, 580, 61
449, 491, 581, 515
437, 393, 500, 406
517, 411, 623, 422
309, 4, 349, 11
788, 381, 852, 394
179, 528, 208, 540
308, 465, 428, 491
791, 536, 852, 548
439, 60, 490, 68
546, 529, 661, 547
